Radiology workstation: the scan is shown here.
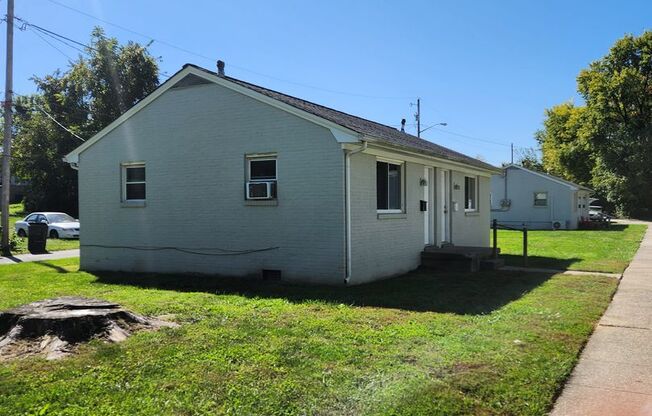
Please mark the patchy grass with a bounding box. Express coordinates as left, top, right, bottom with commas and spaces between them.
0, 259, 617, 415
3, 203, 79, 255
497, 224, 646, 273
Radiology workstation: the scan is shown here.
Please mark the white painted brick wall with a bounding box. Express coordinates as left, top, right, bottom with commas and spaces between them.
348, 153, 490, 284
79, 82, 346, 284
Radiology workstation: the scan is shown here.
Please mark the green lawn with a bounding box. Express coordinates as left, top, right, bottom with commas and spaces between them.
4, 203, 79, 255
496, 224, 647, 273
0, 259, 617, 415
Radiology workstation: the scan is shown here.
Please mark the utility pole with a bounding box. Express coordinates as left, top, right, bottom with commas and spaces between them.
416, 98, 421, 138
2, 0, 14, 254
511, 143, 514, 164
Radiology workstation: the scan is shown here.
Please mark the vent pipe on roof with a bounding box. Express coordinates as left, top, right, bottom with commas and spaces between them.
217, 60, 225, 77
400, 118, 406, 133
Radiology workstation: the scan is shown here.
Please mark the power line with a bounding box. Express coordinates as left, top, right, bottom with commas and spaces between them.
11, 90, 86, 142
27, 26, 75, 61
35, 104, 85, 142
31, 25, 87, 55
14, 16, 91, 52
44, 0, 414, 100
16, 16, 172, 81
389, 121, 513, 148
422, 125, 512, 147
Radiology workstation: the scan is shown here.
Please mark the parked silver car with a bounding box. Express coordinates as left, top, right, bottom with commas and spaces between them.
14, 212, 80, 239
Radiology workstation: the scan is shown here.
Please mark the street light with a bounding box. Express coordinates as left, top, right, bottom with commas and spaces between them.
419, 122, 447, 135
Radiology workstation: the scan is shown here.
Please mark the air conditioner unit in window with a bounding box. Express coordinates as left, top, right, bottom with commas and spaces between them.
246, 181, 275, 199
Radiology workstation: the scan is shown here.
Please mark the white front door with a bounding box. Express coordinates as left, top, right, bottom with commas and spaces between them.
439, 169, 451, 244
424, 167, 432, 245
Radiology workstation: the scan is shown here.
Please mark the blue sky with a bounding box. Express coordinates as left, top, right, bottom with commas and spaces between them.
3, 0, 651, 165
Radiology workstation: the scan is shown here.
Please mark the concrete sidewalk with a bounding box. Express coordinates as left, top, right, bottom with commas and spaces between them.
502, 265, 621, 279
0, 249, 79, 265
551, 225, 652, 416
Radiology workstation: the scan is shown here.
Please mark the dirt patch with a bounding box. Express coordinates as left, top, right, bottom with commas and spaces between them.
0, 297, 177, 360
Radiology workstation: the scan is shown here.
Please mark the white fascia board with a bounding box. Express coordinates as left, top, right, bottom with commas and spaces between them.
64, 66, 362, 164
343, 140, 499, 177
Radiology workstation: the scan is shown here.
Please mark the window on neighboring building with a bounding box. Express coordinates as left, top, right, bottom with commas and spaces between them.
464, 176, 478, 211
246, 156, 277, 199
534, 192, 548, 206
122, 163, 146, 201
376, 160, 403, 212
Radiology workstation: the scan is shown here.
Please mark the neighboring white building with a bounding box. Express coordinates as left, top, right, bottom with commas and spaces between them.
64, 62, 500, 285
491, 164, 593, 230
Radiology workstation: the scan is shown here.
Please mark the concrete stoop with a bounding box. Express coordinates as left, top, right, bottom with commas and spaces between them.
421, 246, 499, 272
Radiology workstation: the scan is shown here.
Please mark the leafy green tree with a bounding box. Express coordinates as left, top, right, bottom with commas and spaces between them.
514, 147, 544, 172
534, 103, 595, 185
538, 31, 652, 217
577, 32, 652, 217
12, 28, 159, 215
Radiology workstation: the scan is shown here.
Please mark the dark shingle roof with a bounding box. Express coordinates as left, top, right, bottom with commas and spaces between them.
187, 64, 498, 172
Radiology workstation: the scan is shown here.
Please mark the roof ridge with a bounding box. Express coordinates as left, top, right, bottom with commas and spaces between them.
189, 64, 409, 134
184, 63, 498, 172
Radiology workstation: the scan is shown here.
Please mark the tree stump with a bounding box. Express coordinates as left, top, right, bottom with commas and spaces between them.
0, 297, 177, 360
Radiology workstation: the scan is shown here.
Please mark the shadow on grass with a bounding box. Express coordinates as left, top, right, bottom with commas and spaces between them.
500, 255, 582, 271
33, 261, 71, 273
578, 224, 628, 232
91, 267, 563, 315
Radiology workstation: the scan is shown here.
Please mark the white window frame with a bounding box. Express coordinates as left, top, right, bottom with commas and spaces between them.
121, 162, 146, 202
246, 154, 277, 200
464, 175, 479, 212
533, 191, 548, 207
376, 158, 405, 214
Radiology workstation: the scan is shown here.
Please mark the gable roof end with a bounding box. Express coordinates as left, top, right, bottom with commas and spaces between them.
505, 164, 593, 192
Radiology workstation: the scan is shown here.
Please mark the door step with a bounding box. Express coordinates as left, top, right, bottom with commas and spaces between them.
480, 258, 505, 270
420, 251, 481, 272
421, 246, 502, 272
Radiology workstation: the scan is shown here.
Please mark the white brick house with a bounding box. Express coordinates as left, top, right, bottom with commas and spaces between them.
65, 62, 500, 285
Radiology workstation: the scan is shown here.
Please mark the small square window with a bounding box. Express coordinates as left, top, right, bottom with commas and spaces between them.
122, 163, 146, 201
534, 192, 548, 206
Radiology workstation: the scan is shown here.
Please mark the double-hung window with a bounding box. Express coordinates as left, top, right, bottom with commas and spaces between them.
534, 192, 548, 206
246, 156, 277, 199
464, 176, 478, 211
122, 163, 146, 201
376, 160, 403, 212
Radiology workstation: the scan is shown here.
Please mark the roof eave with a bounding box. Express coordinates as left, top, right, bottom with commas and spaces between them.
361, 136, 501, 174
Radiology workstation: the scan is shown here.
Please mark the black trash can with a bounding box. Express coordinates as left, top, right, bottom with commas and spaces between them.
27, 223, 48, 254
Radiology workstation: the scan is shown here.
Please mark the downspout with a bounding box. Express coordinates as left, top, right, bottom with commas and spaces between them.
504, 168, 508, 201
491, 167, 511, 212
344, 140, 367, 285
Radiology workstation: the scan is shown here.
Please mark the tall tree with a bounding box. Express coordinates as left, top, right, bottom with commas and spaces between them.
534, 103, 595, 185
12, 28, 159, 215
538, 31, 652, 217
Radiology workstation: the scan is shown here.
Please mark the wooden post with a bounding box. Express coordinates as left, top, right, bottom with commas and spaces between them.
1, 0, 14, 255
492, 219, 498, 259
523, 226, 528, 267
